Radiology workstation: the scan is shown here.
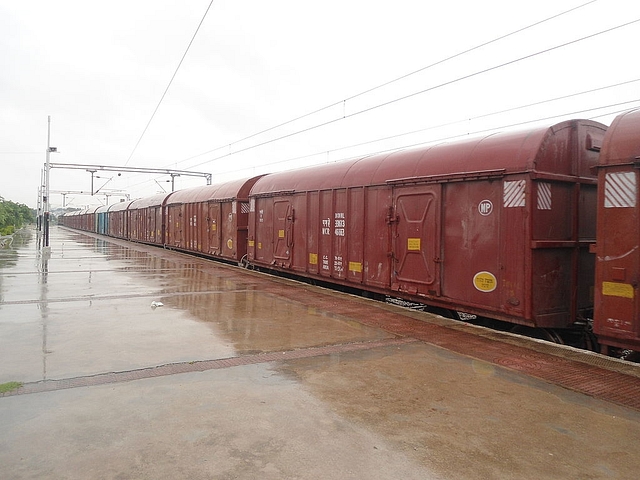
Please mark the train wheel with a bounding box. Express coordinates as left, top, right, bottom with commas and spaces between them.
582, 330, 600, 353
510, 325, 565, 344
555, 323, 600, 353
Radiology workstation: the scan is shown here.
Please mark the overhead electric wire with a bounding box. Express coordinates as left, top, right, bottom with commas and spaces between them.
123, 0, 216, 167
184, 17, 640, 171
344, 78, 640, 153
589, 105, 640, 121
391, 99, 640, 155
211, 95, 640, 178
0, 152, 41, 155
349, 18, 640, 119
125, 79, 640, 197
125, 2, 636, 195
173, 0, 599, 168
125, 49, 639, 196
123, 90, 640, 197
342, 0, 599, 104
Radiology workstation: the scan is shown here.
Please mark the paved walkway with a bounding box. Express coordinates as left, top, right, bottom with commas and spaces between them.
1, 227, 639, 479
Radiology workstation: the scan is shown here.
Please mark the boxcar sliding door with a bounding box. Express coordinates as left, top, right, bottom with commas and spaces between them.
273, 200, 292, 266
391, 185, 441, 297
208, 202, 221, 254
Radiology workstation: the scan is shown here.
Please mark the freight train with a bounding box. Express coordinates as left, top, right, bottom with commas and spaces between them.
60, 108, 640, 358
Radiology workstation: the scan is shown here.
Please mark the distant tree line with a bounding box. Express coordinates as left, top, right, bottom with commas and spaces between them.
0, 196, 35, 235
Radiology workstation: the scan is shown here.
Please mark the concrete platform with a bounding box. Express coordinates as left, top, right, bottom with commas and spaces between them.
1, 226, 640, 479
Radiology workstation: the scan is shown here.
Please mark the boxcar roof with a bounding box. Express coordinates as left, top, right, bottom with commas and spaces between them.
62, 209, 81, 216
251, 119, 606, 194
129, 193, 172, 210
108, 200, 134, 212
600, 108, 640, 166
166, 175, 264, 205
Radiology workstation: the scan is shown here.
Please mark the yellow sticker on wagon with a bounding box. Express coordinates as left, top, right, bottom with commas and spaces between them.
473, 271, 497, 292
602, 281, 634, 299
407, 238, 421, 251
309, 253, 318, 265
349, 261, 362, 273
278, 229, 285, 238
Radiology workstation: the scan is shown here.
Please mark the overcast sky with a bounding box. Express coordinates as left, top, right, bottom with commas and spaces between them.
1, 0, 639, 209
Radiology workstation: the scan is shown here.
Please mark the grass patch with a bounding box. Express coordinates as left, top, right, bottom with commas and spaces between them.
0, 381, 22, 394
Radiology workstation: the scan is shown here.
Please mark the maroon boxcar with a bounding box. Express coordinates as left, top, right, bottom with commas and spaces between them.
80, 207, 98, 232
128, 193, 172, 245
248, 119, 606, 329
107, 200, 133, 239
60, 209, 81, 229
165, 176, 263, 262
593, 108, 640, 353
95, 205, 109, 234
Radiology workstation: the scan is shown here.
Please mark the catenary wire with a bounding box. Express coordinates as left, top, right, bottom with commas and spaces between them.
122, 75, 640, 193
122, 91, 640, 197
248, 99, 640, 177
209, 98, 640, 178
120, 5, 635, 194
122, 98, 640, 200
169, 0, 600, 169
123, 0, 216, 167
326, 78, 640, 157
382, 100, 640, 157
182, 17, 640, 172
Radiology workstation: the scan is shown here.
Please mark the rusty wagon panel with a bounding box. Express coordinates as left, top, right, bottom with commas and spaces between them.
128, 193, 172, 245
249, 119, 605, 328
594, 108, 640, 352
106, 200, 133, 239
165, 176, 264, 262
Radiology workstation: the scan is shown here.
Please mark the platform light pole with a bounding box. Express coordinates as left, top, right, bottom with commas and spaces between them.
43, 116, 57, 250
37, 169, 44, 234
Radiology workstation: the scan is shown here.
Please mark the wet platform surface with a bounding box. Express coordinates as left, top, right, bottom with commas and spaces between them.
1, 226, 640, 479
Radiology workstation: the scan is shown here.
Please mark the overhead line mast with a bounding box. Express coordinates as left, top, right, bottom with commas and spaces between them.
48, 163, 213, 193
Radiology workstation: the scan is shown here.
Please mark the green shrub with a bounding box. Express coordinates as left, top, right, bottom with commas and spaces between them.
0, 196, 35, 235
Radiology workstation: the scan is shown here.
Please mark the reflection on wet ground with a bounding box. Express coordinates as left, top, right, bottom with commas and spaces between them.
0, 228, 32, 269
164, 289, 390, 354
0, 227, 391, 383
278, 341, 640, 479
2, 227, 640, 479
0, 228, 33, 304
